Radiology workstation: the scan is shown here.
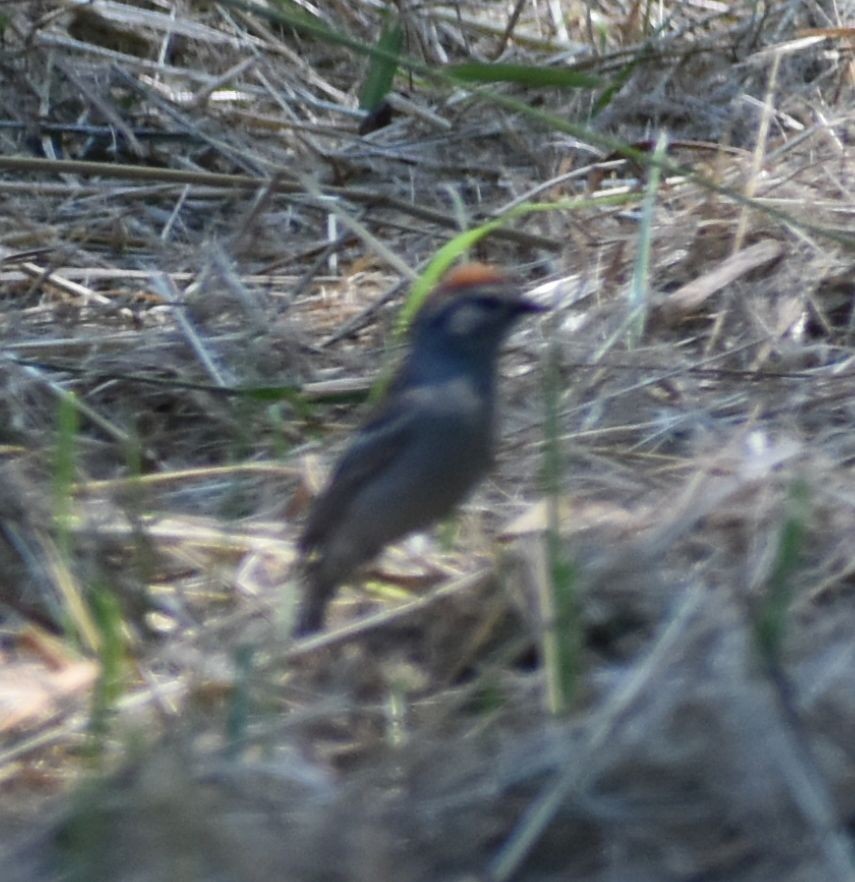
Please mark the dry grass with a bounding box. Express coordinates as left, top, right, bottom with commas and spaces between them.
1, 1, 854, 880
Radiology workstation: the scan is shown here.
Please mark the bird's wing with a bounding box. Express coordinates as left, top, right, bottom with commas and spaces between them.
298, 395, 418, 552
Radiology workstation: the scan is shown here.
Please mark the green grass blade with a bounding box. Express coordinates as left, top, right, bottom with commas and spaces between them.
755, 480, 810, 663
446, 62, 601, 89
87, 583, 126, 749
627, 130, 668, 347
359, 14, 403, 111
540, 333, 579, 713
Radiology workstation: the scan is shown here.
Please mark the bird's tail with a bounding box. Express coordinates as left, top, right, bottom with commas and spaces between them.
294, 561, 337, 635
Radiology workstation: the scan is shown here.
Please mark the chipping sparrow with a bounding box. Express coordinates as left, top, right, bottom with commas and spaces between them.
296, 263, 543, 634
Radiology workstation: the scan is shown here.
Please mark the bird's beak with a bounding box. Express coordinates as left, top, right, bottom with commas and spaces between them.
517, 296, 549, 314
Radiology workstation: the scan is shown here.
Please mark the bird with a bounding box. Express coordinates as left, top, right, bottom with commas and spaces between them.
295, 263, 544, 634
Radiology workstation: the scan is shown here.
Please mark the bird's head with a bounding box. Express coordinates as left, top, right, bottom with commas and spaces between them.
410, 264, 545, 365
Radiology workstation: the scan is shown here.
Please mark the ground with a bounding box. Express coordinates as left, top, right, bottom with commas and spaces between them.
1, 2, 854, 880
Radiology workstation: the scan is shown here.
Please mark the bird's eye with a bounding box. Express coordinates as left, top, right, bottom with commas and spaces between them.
473, 295, 501, 310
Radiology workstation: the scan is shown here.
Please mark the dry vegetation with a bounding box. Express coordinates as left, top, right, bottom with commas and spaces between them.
1, 1, 854, 880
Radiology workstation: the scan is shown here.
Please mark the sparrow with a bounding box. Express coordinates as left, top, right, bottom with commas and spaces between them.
295, 263, 544, 634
